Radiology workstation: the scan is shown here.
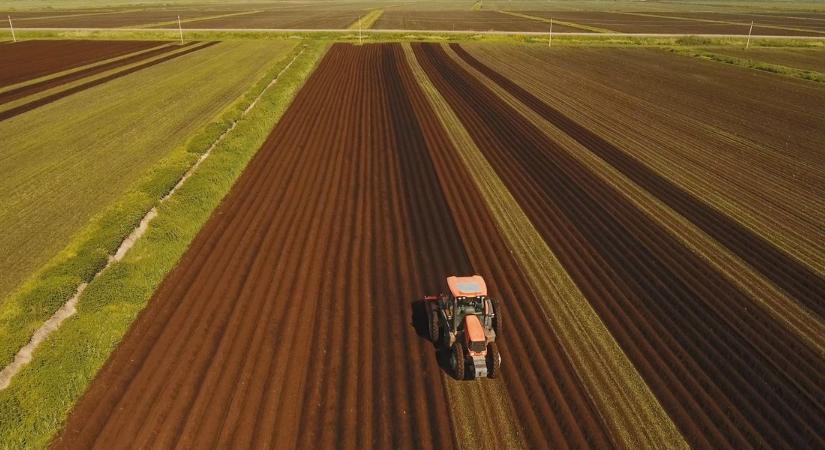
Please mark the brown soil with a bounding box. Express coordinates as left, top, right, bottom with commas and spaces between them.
52, 43, 612, 449
461, 44, 825, 273
413, 42, 825, 449
9, 9, 231, 28
0, 42, 215, 122
0, 43, 179, 105
158, 9, 366, 29
374, 10, 580, 32
676, 12, 825, 32
526, 11, 824, 35
0, 40, 163, 87
706, 47, 825, 72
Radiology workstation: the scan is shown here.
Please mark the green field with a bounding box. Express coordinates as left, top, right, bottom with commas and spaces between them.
0, 40, 294, 301
0, 41, 325, 448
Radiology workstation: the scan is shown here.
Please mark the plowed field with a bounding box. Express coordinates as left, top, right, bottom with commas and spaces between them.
373, 10, 580, 32
54, 43, 611, 449
48, 40, 825, 450
524, 11, 825, 35
0, 40, 162, 87
159, 9, 365, 29
417, 42, 824, 448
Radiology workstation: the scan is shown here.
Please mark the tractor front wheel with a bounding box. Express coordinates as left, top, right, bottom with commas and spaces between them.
429, 310, 441, 344
487, 342, 501, 379
450, 342, 465, 380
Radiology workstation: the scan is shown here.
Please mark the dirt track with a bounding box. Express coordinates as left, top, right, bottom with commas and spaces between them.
0, 40, 162, 87
413, 42, 825, 449
53, 43, 616, 449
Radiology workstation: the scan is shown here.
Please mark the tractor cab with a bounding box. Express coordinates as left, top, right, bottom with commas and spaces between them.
445, 275, 489, 330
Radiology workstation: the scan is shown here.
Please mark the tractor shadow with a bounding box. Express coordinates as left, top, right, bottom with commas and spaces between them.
410, 299, 453, 376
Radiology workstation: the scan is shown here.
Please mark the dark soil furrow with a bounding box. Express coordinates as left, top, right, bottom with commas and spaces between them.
0, 41, 216, 122
413, 42, 825, 449
450, 43, 825, 316
0, 40, 164, 87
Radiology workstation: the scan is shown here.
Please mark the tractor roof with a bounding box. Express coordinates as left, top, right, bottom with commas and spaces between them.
447, 275, 487, 298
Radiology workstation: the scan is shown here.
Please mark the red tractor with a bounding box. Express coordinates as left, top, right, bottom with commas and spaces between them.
424, 275, 501, 380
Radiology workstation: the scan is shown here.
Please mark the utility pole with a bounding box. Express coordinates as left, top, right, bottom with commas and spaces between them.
548, 18, 553, 48
8, 16, 15, 43
358, 15, 363, 45
745, 20, 753, 50
177, 15, 184, 45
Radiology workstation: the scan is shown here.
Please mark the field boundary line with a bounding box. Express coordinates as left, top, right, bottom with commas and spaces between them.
445, 44, 825, 358
497, 10, 616, 33
0, 41, 208, 115
131, 10, 262, 29
0, 42, 174, 96
617, 11, 825, 36
406, 42, 687, 449
668, 47, 825, 84
0, 45, 307, 393
349, 9, 383, 30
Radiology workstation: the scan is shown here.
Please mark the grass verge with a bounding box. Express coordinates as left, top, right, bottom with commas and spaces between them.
668, 47, 825, 84
0, 39, 327, 449
0, 40, 293, 304
13, 28, 825, 47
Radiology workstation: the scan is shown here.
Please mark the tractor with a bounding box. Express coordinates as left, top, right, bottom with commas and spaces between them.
424, 275, 501, 380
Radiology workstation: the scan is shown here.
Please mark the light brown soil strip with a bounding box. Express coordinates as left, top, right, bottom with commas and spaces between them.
0, 47, 305, 394
442, 44, 825, 358
408, 42, 687, 450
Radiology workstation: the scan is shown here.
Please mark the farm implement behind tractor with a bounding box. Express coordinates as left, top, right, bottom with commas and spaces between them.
425, 275, 501, 380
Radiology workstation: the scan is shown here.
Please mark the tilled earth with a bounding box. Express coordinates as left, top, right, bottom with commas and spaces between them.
51, 42, 825, 449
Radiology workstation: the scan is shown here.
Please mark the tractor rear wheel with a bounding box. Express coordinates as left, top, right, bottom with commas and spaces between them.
486, 342, 501, 379
429, 310, 441, 344
492, 298, 502, 336
450, 342, 465, 380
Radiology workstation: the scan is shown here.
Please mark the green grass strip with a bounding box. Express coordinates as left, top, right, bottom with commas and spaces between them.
11, 28, 825, 48
668, 47, 825, 84
497, 10, 617, 33
349, 9, 383, 30
0, 40, 327, 449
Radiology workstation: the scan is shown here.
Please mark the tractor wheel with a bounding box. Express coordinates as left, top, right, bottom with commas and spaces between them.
492, 298, 502, 336
450, 342, 465, 380
429, 310, 441, 344
486, 342, 501, 379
